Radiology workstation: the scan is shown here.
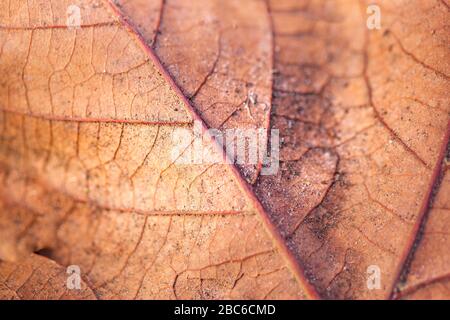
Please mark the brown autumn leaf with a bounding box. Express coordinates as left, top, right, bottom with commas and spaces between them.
0, 0, 449, 300
395, 158, 450, 299
0, 253, 96, 299
255, 0, 450, 300
0, 0, 309, 300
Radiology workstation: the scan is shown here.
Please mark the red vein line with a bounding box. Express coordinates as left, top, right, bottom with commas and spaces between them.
394, 271, 450, 299
252, 0, 276, 184
0, 21, 118, 31
189, 35, 221, 100
389, 120, 450, 299
152, 0, 166, 46
0, 108, 191, 126
390, 31, 449, 80
104, 0, 320, 300
441, 0, 450, 10
362, 55, 428, 168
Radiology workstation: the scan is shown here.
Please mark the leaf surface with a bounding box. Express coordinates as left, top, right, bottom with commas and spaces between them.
256, 0, 449, 299
0, 0, 449, 300
0, 0, 308, 299
117, 0, 274, 182
0, 253, 96, 299
112, 0, 450, 299
396, 157, 450, 299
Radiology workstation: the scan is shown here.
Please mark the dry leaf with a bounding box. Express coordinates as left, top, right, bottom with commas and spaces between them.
395, 161, 450, 299
0, 0, 449, 300
0, 253, 96, 299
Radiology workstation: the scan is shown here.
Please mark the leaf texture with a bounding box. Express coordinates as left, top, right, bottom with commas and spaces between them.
111, 0, 450, 299
0, 0, 309, 299
254, 0, 450, 299
0, 0, 449, 300
0, 253, 96, 299
117, 0, 274, 182
396, 156, 450, 299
